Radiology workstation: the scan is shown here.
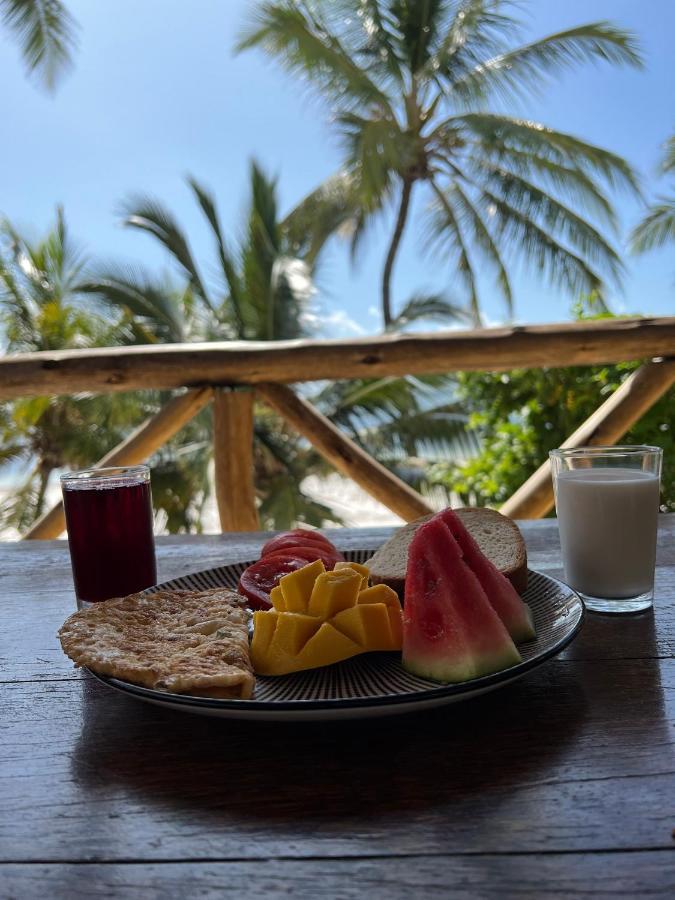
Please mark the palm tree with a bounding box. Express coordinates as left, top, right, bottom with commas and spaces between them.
630, 134, 675, 257
0, 208, 146, 530
1, 0, 77, 91
237, 0, 643, 327
0, 209, 213, 534
85, 162, 473, 527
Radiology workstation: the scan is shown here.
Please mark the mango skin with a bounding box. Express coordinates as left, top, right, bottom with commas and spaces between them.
251, 561, 402, 676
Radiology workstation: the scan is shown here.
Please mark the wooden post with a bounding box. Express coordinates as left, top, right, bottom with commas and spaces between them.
501, 358, 675, 520
212, 387, 259, 532
23, 388, 213, 540
257, 383, 433, 522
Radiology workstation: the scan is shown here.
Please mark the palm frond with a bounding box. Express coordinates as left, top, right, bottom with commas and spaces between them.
477, 145, 617, 229
1, 0, 77, 90
468, 161, 623, 282
452, 21, 642, 104
388, 0, 445, 74
428, 180, 482, 325
444, 181, 513, 314
357, 403, 481, 462
120, 194, 215, 314
235, 1, 393, 114
661, 134, 675, 175
186, 176, 245, 333
389, 292, 471, 331
473, 183, 605, 297
629, 199, 675, 253
423, 0, 520, 82
79, 264, 188, 343
328, 0, 404, 84
448, 114, 642, 197
282, 171, 361, 266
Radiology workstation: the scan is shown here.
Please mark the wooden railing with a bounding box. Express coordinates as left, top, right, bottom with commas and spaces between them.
0, 317, 672, 540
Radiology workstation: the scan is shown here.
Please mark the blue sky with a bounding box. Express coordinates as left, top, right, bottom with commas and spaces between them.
2, 0, 673, 337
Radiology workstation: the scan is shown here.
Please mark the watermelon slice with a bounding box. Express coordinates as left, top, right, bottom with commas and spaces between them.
439, 508, 536, 643
402, 518, 521, 683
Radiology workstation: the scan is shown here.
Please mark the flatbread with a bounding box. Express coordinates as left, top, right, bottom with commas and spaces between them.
59, 588, 255, 699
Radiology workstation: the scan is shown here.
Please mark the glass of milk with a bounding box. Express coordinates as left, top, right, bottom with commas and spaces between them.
550, 446, 662, 614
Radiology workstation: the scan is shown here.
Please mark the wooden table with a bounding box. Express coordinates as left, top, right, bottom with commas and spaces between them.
1, 518, 674, 898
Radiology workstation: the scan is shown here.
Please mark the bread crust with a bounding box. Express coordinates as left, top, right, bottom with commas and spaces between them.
367, 508, 528, 597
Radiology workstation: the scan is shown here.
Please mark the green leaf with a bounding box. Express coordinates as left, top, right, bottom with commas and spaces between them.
388, 292, 471, 331
235, 1, 393, 114
448, 114, 642, 197
186, 176, 246, 333
443, 181, 513, 314
79, 265, 188, 343
452, 21, 642, 104
119, 194, 215, 315
629, 199, 675, 253
428, 180, 482, 325
1, 0, 77, 91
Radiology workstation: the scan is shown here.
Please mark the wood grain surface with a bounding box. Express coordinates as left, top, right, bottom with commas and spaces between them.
1, 317, 674, 400
1, 518, 674, 898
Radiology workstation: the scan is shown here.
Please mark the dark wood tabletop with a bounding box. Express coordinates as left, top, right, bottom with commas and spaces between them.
1, 517, 674, 899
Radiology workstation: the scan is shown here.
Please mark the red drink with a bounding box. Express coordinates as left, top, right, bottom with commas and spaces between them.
62, 466, 157, 604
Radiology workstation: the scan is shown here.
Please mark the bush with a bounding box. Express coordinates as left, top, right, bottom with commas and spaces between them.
429, 357, 674, 513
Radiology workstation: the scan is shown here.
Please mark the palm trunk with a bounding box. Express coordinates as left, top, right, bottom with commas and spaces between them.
382, 177, 413, 329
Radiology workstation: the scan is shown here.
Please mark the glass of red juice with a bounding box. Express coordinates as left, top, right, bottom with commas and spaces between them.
61, 465, 157, 607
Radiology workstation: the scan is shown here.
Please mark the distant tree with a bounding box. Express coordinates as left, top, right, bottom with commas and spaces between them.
428, 301, 675, 512
85, 163, 474, 528
238, 0, 642, 327
630, 133, 675, 259
0, 209, 210, 534
1, 0, 77, 91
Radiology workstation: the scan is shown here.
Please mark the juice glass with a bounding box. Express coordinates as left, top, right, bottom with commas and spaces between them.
61, 465, 157, 607
550, 446, 662, 614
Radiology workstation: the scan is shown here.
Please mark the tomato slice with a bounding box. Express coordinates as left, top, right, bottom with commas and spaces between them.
261, 529, 337, 557
238, 554, 312, 610
263, 544, 344, 569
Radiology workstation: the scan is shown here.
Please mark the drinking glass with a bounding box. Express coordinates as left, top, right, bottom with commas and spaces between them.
61, 465, 157, 608
550, 446, 662, 614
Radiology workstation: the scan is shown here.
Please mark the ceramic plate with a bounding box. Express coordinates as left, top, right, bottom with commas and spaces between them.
89, 550, 584, 720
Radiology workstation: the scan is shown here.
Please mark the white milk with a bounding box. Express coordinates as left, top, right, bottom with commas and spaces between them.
555, 467, 660, 598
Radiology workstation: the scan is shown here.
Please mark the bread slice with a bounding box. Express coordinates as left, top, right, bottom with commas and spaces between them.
367, 508, 528, 597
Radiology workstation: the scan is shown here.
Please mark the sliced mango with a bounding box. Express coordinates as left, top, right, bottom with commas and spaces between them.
332, 603, 393, 649
273, 612, 322, 656
308, 569, 361, 618
269, 585, 285, 611
333, 560, 370, 589
279, 559, 325, 613
250, 609, 278, 658
252, 559, 403, 676
295, 622, 362, 671
357, 583, 401, 610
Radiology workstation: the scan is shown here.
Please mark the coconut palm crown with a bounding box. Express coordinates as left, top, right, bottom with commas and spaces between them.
237, 0, 643, 327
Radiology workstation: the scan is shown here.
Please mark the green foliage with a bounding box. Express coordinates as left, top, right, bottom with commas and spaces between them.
239, 0, 642, 326
0, 210, 211, 533
429, 308, 674, 512
1, 0, 77, 91
630, 131, 675, 256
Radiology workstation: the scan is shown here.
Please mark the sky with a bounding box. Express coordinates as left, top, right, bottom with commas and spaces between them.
1, 0, 674, 338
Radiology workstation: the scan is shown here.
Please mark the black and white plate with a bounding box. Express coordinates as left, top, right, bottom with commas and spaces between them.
89, 551, 584, 721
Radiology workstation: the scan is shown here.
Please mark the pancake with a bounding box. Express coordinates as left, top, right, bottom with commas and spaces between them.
59, 588, 254, 699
